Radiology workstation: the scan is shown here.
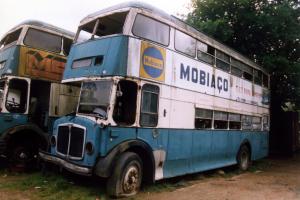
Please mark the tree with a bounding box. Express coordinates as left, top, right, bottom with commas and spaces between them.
186, 0, 300, 108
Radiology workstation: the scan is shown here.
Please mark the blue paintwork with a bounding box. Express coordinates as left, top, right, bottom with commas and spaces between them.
51, 115, 269, 179
0, 113, 28, 137
63, 36, 128, 80
0, 45, 20, 77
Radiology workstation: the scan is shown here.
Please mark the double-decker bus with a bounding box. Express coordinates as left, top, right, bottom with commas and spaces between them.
0, 20, 79, 168
39, 2, 270, 197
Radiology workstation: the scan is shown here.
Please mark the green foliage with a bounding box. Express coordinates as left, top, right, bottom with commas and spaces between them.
186, 0, 300, 107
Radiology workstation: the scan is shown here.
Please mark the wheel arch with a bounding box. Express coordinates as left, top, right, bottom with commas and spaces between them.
237, 139, 252, 160
94, 139, 156, 183
2, 124, 49, 154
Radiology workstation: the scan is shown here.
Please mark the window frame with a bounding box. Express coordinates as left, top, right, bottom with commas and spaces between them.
132, 14, 170, 46
139, 84, 160, 127
23, 28, 62, 53
195, 108, 213, 129
174, 29, 196, 57
5, 78, 28, 114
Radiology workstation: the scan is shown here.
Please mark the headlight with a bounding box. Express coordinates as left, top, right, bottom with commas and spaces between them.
85, 141, 94, 155
72, 58, 92, 68
50, 135, 56, 147
0, 61, 6, 69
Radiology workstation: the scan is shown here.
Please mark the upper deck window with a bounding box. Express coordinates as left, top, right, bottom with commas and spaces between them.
24, 28, 61, 53
216, 50, 230, 72
63, 37, 73, 55
175, 30, 196, 57
133, 14, 170, 46
75, 12, 128, 43
0, 28, 22, 49
197, 41, 215, 65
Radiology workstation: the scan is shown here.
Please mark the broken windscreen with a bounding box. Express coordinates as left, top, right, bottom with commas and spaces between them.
75, 11, 128, 43
0, 28, 22, 49
0, 80, 5, 111
78, 80, 113, 118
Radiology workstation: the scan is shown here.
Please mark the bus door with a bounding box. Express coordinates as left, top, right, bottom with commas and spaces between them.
136, 83, 161, 147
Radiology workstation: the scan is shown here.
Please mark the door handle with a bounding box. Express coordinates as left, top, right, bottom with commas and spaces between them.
152, 129, 159, 138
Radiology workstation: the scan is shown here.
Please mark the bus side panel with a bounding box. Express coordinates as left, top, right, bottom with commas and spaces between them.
210, 130, 232, 167
19, 46, 65, 81
0, 46, 20, 76
163, 129, 193, 178
227, 130, 243, 163
0, 113, 28, 135
241, 131, 268, 161
103, 127, 137, 155
191, 130, 213, 173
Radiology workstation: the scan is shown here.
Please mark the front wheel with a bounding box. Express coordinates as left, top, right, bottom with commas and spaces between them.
237, 145, 251, 171
107, 152, 143, 198
9, 145, 36, 171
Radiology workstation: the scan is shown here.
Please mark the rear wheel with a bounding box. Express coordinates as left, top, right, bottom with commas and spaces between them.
237, 145, 251, 171
107, 152, 143, 198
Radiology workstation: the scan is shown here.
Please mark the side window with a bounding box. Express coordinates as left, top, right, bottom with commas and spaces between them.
197, 41, 215, 65
230, 58, 243, 77
254, 69, 262, 85
252, 116, 262, 131
5, 79, 28, 113
214, 111, 228, 129
113, 80, 138, 125
133, 14, 170, 46
24, 28, 62, 53
242, 65, 253, 82
216, 50, 230, 72
263, 116, 269, 131
262, 73, 269, 88
140, 84, 159, 127
175, 30, 196, 57
195, 108, 213, 129
229, 113, 241, 130
63, 37, 73, 55
242, 115, 252, 130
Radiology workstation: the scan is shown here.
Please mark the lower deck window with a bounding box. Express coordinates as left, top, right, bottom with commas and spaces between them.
214, 111, 228, 129
229, 113, 241, 130
242, 115, 252, 130
252, 116, 262, 131
140, 84, 159, 127
195, 108, 212, 129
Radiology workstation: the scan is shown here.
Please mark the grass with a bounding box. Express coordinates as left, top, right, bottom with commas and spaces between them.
0, 158, 272, 200
0, 168, 108, 200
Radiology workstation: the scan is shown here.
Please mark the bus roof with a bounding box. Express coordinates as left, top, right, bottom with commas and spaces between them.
80, 1, 266, 73
4, 20, 75, 39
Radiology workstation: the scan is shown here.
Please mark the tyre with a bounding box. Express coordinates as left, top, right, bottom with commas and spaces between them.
237, 145, 251, 171
107, 152, 143, 198
9, 144, 36, 171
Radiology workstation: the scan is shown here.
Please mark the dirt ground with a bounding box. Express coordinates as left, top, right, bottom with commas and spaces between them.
138, 154, 300, 200
0, 153, 300, 200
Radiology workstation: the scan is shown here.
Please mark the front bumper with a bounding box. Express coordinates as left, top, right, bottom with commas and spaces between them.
39, 151, 92, 176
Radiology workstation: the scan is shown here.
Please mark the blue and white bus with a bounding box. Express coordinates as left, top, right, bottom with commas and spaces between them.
39, 2, 270, 197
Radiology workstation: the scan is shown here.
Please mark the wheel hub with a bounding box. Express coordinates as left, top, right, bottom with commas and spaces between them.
123, 166, 139, 194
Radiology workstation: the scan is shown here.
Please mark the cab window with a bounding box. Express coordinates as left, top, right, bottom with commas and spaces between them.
113, 80, 138, 125
5, 79, 28, 113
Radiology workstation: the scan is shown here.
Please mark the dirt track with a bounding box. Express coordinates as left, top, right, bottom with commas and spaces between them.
138, 154, 300, 200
